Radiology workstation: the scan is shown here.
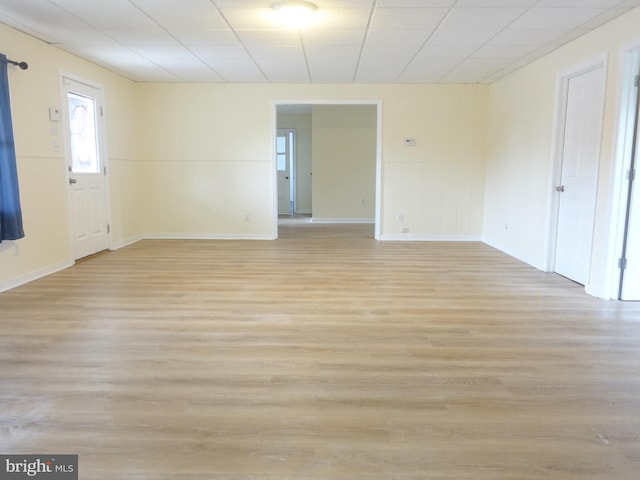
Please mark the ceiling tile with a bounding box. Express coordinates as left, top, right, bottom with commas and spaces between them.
301, 29, 365, 47
375, 0, 454, 6
510, 7, 605, 29
171, 67, 226, 83
259, 61, 310, 82
168, 28, 238, 47
51, 0, 157, 29
438, 7, 528, 30
235, 29, 302, 46
314, 8, 373, 29
313, 0, 376, 6
472, 44, 539, 58
355, 57, 413, 83
426, 28, 499, 46
361, 30, 433, 59
370, 8, 449, 29
305, 45, 361, 61
190, 45, 249, 60
398, 57, 462, 82
414, 45, 480, 60
0, 0, 92, 42
487, 28, 566, 46
201, 57, 265, 82
365, 29, 430, 50
308, 58, 358, 82
0, 0, 637, 83
535, 0, 625, 6
131, 0, 214, 7
218, 7, 278, 29
440, 58, 512, 82
454, 0, 537, 5
103, 28, 179, 46
249, 45, 307, 63
212, 0, 274, 6
129, 45, 199, 62
142, 8, 228, 29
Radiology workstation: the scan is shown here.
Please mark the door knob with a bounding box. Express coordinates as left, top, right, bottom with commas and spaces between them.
69, 178, 77, 184
555, 185, 565, 192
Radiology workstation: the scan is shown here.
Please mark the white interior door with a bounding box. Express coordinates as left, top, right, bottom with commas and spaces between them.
277, 129, 294, 215
62, 76, 109, 260
554, 65, 606, 285
620, 68, 640, 300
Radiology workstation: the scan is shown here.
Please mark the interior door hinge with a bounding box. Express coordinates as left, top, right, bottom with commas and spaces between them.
628, 168, 636, 181
107, 224, 110, 234
103, 166, 107, 176
619, 257, 627, 269
100, 106, 104, 117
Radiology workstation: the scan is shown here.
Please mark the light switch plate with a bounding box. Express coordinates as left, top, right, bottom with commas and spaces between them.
49, 106, 61, 122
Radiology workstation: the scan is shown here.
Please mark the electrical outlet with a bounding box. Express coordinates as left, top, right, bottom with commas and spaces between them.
245, 214, 252, 222
397, 213, 404, 223
401, 227, 409, 233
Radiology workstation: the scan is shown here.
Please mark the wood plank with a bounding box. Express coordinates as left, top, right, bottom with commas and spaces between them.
1, 224, 639, 479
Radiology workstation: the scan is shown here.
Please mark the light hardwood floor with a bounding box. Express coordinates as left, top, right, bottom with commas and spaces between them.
1, 224, 639, 479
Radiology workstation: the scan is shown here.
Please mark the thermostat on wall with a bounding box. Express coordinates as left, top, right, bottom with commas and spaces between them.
404, 137, 416, 146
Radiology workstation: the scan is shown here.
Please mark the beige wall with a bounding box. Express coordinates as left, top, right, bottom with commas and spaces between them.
484, 6, 640, 298
382, 85, 488, 239
312, 105, 377, 221
277, 113, 312, 214
135, 83, 489, 240
0, 24, 139, 291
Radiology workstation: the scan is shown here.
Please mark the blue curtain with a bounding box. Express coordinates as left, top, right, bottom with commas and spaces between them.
0, 54, 24, 242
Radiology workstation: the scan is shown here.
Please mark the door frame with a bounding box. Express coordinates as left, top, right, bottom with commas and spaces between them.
606, 40, 640, 299
59, 71, 112, 261
545, 55, 607, 289
277, 128, 296, 214
271, 99, 382, 240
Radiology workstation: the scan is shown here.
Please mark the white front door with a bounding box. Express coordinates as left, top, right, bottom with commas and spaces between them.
62, 76, 109, 260
554, 65, 606, 285
277, 129, 294, 215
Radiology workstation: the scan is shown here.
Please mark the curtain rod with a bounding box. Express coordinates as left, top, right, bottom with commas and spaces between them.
2, 57, 29, 70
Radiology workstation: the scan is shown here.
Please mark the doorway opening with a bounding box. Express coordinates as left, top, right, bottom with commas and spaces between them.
274, 101, 381, 240
276, 128, 296, 215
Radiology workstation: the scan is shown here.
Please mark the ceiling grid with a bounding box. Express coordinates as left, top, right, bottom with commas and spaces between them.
0, 0, 638, 83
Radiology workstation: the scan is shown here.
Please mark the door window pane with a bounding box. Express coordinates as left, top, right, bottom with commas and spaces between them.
277, 154, 287, 171
68, 92, 99, 173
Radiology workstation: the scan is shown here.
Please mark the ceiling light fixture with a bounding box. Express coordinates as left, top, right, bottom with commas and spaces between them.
272, 1, 318, 29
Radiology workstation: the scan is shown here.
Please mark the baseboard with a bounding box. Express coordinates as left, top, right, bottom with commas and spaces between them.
311, 218, 375, 224
482, 237, 544, 270
144, 233, 276, 240
379, 234, 482, 241
110, 234, 145, 250
0, 259, 73, 293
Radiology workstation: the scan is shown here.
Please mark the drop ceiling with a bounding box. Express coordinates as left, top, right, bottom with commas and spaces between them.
1, 0, 639, 83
